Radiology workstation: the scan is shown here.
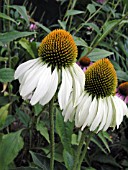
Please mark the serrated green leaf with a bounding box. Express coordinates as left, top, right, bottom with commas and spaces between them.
116, 70, 128, 81
9, 5, 29, 25
87, 4, 96, 14
65, 9, 84, 17
0, 130, 24, 170
0, 104, 10, 128
0, 12, 17, 24
0, 68, 14, 83
36, 121, 50, 143
0, 31, 36, 44
63, 149, 74, 170
55, 108, 74, 154
19, 38, 35, 58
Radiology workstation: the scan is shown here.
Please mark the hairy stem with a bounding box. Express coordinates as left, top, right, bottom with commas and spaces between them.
77, 132, 94, 170
49, 97, 55, 170
72, 129, 87, 170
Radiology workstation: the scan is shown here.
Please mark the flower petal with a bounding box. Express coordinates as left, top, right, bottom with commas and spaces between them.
81, 95, 97, 130
30, 65, 52, 105
90, 97, 104, 131
97, 98, 108, 132
103, 96, 113, 131
58, 68, 72, 110
62, 98, 75, 122
39, 68, 58, 106
20, 64, 43, 97
14, 58, 39, 79
73, 63, 85, 91
111, 96, 124, 129
75, 93, 92, 128
115, 96, 128, 117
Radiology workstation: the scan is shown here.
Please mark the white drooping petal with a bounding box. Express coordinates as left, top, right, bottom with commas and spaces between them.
39, 68, 58, 106
14, 58, 39, 79
69, 67, 82, 107
62, 97, 75, 122
20, 64, 43, 97
90, 97, 104, 131
58, 68, 72, 110
72, 63, 85, 91
103, 96, 113, 131
81, 95, 97, 130
111, 96, 123, 129
76, 92, 88, 114
19, 61, 42, 86
30, 65, 52, 105
98, 98, 108, 132
75, 93, 92, 128
115, 96, 128, 117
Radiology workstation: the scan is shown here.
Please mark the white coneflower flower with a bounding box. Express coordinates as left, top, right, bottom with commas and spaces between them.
63, 58, 128, 132
14, 29, 85, 109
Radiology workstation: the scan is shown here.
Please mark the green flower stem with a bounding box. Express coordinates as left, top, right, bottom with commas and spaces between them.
77, 132, 94, 170
49, 97, 55, 170
72, 129, 87, 170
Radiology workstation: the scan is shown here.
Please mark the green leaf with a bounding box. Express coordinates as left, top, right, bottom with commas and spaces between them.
98, 20, 121, 43
0, 68, 14, 83
0, 104, 10, 129
110, 60, 122, 70
65, 9, 84, 17
34, 103, 42, 116
0, 12, 17, 24
29, 151, 49, 170
116, 70, 128, 81
0, 115, 15, 130
73, 36, 88, 47
0, 96, 9, 106
63, 149, 74, 170
9, 5, 29, 25
35, 22, 51, 33
58, 20, 66, 30
0, 31, 36, 44
19, 38, 35, 58
91, 136, 107, 154
98, 132, 110, 153
36, 121, 50, 143
10, 167, 40, 170
81, 48, 113, 61
93, 154, 122, 168
87, 4, 96, 14
0, 130, 24, 170
82, 22, 101, 35
16, 107, 31, 127
56, 108, 74, 154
